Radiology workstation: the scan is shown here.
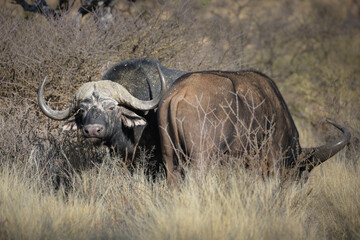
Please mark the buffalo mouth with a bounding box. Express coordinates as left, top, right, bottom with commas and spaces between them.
84, 137, 103, 145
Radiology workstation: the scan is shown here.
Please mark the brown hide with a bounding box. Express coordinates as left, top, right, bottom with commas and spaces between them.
158, 70, 301, 184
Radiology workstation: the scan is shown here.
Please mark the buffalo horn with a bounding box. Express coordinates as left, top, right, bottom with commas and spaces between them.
38, 76, 74, 120
38, 63, 168, 120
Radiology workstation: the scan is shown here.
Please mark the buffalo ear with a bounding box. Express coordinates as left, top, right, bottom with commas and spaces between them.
119, 108, 147, 128
62, 118, 78, 131
119, 107, 147, 146
121, 115, 147, 128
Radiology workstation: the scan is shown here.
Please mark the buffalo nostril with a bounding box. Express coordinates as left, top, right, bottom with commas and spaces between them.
96, 126, 103, 133
84, 124, 104, 137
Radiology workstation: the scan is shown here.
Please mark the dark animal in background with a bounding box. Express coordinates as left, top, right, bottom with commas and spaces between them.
12, 0, 136, 22
77, 0, 114, 23
38, 58, 186, 164
157, 70, 351, 185
12, 0, 63, 18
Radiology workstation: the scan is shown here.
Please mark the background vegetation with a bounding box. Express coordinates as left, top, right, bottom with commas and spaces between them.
0, 0, 359, 239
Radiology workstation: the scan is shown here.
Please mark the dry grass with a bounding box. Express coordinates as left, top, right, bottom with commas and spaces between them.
1, 148, 359, 239
0, 0, 359, 239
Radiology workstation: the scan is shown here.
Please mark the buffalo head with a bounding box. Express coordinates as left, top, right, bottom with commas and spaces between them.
38, 64, 166, 155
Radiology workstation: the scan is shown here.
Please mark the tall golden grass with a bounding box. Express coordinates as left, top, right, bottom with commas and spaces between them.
0, 146, 359, 239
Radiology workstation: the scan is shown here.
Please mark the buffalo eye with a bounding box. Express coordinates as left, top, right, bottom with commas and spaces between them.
105, 104, 117, 111
77, 108, 88, 119
102, 99, 118, 111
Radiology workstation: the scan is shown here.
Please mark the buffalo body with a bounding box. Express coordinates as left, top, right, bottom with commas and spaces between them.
158, 70, 350, 184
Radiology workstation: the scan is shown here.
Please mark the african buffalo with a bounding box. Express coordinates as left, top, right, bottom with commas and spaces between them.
38, 58, 186, 163
158, 70, 351, 184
